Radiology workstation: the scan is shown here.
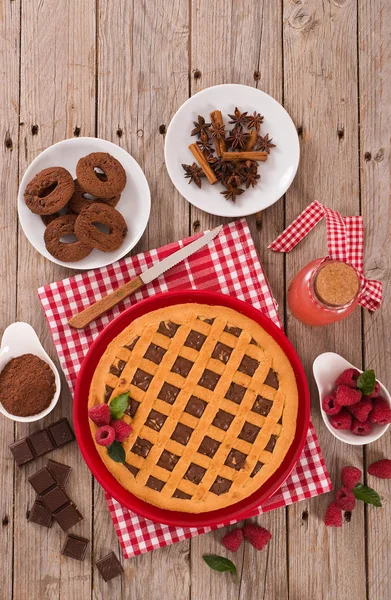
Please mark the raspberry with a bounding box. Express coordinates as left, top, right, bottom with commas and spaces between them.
322, 391, 341, 416
349, 397, 373, 423
335, 487, 356, 511
336, 385, 362, 407
111, 420, 132, 443
95, 425, 115, 447
243, 524, 272, 551
367, 381, 381, 398
88, 403, 111, 427
341, 466, 362, 489
329, 409, 352, 430
351, 418, 372, 436
369, 397, 391, 426
221, 528, 244, 552
368, 459, 391, 479
335, 368, 360, 388
324, 501, 342, 527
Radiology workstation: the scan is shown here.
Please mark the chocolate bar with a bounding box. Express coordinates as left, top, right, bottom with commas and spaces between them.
28, 467, 57, 495
62, 534, 89, 561
9, 419, 75, 466
54, 502, 83, 531
48, 418, 75, 447
46, 459, 72, 488
96, 551, 124, 582
9, 438, 35, 466
41, 485, 70, 513
28, 499, 53, 528
29, 430, 55, 456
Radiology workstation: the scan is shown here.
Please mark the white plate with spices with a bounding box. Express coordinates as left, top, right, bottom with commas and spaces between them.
165, 84, 300, 218
18, 137, 151, 270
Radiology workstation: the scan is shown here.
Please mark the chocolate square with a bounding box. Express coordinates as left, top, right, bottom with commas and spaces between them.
184, 330, 207, 350
28, 467, 57, 495
104, 385, 114, 403
250, 461, 264, 477
62, 534, 89, 561
145, 409, 167, 432
131, 437, 153, 458
144, 343, 166, 365
225, 448, 247, 471
96, 551, 124, 582
238, 421, 261, 444
252, 395, 273, 417
28, 499, 53, 528
9, 438, 35, 466
171, 356, 193, 378
54, 502, 83, 531
28, 430, 54, 456
211, 342, 233, 364
198, 369, 220, 391
224, 324, 242, 337
131, 368, 153, 391
210, 475, 232, 496
172, 489, 192, 500
157, 382, 180, 405
157, 320, 180, 338
171, 423, 193, 446
184, 463, 206, 484
146, 475, 165, 491
48, 418, 75, 448
41, 485, 69, 512
47, 459, 72, 488
157, 450, 180, 472
212, 409, 234, 431
265, 434, 277, 453
198, 435, 220, 458
265, 369, 279, 389
184, 395, 207, 418
225, 382, 246, 404
238, 355, 260, 377
124, 396, 140, 418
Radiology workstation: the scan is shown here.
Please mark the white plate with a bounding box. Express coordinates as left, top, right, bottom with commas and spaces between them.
18, 137, 151, 270
165, 84, 300, 218
313, 352, 390, 445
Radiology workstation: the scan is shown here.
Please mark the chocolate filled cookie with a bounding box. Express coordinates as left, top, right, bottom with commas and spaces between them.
75, 203, 128, 252
76, 153, 126, 199
44, 214, 93, 262
24, 167, 75, 215
69, 179, 121, 213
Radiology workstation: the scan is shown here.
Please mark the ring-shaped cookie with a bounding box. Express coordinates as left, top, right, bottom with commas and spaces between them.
76, 152, 127, 199
24, 167, 75, 215
44, 214, 93, 262
69, 179, 121, 213
74, 203, 128, 252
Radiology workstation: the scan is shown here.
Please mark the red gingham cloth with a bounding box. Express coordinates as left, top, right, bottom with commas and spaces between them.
38, 219, 332, 559
269, 200, 382, 311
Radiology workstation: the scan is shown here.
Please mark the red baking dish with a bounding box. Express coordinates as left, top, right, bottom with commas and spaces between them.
74, 290, 310, 527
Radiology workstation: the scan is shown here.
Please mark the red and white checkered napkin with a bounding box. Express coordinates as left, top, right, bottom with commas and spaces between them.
269, 200, 383, 311
38, 219, 332, 559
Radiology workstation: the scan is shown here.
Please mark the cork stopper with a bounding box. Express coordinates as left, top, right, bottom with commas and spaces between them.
314, 262, 359, 307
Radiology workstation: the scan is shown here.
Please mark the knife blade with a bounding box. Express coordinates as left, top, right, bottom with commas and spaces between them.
68, 225, 223, 329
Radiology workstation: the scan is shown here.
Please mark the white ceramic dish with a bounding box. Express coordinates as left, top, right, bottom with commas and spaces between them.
165, 84, 300, 218
18, 137, 151, 270
313, 352, 390, 445
0, 322, 61, 423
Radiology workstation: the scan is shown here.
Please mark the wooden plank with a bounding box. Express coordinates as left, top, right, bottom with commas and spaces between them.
14, 2, 95, 599
0, 1, 21, 599
282, 1, 367, 598
94, 2, 190, 598
189, 2, 287, 599
359, 1, 391, 599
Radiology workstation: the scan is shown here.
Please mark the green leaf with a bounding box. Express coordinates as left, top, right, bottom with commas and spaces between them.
109, 392, 129, 420
107, 440, 126, 463
353, 483, 382, 507
357, 370, 376, 395
202, 555, 238, 583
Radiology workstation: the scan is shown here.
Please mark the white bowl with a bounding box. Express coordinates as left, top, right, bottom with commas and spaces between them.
0, 322, 61, 423
18, 137, 151, 270
165, 84, 300, 218
313, 352, 390, 445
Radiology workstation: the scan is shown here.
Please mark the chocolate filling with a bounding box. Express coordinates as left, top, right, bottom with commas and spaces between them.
171, 356, 194, 378
212, 409, 234, 431
131, 368, 153, 391
157, 382, 180, 405
265, 369, 279, 389
210, 475, 232, 495
198, 369, 220, 391
172, 489, 192, 499
278, 415, 283, 425
238, 355, 260, 376
131, 437, 153, 458
184, 330, 207, 350
224, 324, 242, 337
144, 343, 166, 365
171, 423, 193, 446
250, 461, 264, 477
198, 435, 220, 458
146, 475, 165, 491
184, 463, 206, 484
104, 385, 114, 403
225, 382, 247, 404
110, 360, 126, 377
124, 463, 139, 476
238, 421, 260, 443
184, 395, 207, 418
124, 397, 140, 418
157, 450, 180, 472
145, 409, 167, 432
202, 318, 215, 325
265, 434, 277, 453
211, 342, 233, 364
225, 448, 247, 471
157, 320, 180, 338
125, 336, 139, 351
252, 395, 273, 417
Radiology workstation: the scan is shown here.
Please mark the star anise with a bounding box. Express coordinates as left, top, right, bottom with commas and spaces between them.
247, 111, 264, 132
196, 139, 214, 154
226, 173, 243, 188
210, 122, 225, 139
243, 169, 260, 188
228, 107, 249, 127
255, 133, 276, 154
191, 115, 211, 138
182, 162, 205, 188
227, 125, 249, 150
221, 185, 245, 203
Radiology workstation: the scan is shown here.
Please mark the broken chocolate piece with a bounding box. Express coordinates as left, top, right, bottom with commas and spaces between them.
54, 502, 83, 531
28, 467, 57, 495
28, 499, 53, 528
62, 534, 89, 561
47, 459, 72, 488
48, 418, 75, 448
96, 551, 124, 582
9, 438, 35, 466
41, 485, 69, 513
29, 430, 55, 456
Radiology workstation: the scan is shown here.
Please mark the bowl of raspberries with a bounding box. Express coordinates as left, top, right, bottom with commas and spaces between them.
313, 352, 391, 445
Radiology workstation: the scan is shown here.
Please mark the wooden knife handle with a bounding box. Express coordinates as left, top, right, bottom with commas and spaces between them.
68, 276, 144, 329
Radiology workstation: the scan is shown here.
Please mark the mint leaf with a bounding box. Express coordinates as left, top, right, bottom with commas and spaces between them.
203, 555, 237, 583
357, 370, 376, 395
353, 483, 382, 507
109, 392, 129, 420
107, 440, 126, 463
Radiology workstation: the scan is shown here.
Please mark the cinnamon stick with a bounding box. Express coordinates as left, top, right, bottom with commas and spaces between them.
189, 143, 218, 184
245, 130, 257, 151
210, 110, 227, 157
221, 151, 268, 162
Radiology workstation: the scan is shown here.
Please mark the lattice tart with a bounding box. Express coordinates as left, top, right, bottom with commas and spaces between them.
88, 304, 298, 513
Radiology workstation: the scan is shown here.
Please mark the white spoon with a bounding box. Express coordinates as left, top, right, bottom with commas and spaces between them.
313, 352, 390, 445
0, 322, 61, 423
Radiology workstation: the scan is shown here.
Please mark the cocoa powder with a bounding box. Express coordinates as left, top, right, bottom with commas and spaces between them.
0, 354, 56, 417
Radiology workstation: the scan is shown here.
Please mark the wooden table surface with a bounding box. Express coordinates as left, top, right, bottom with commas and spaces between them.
1, 1, 390, 599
